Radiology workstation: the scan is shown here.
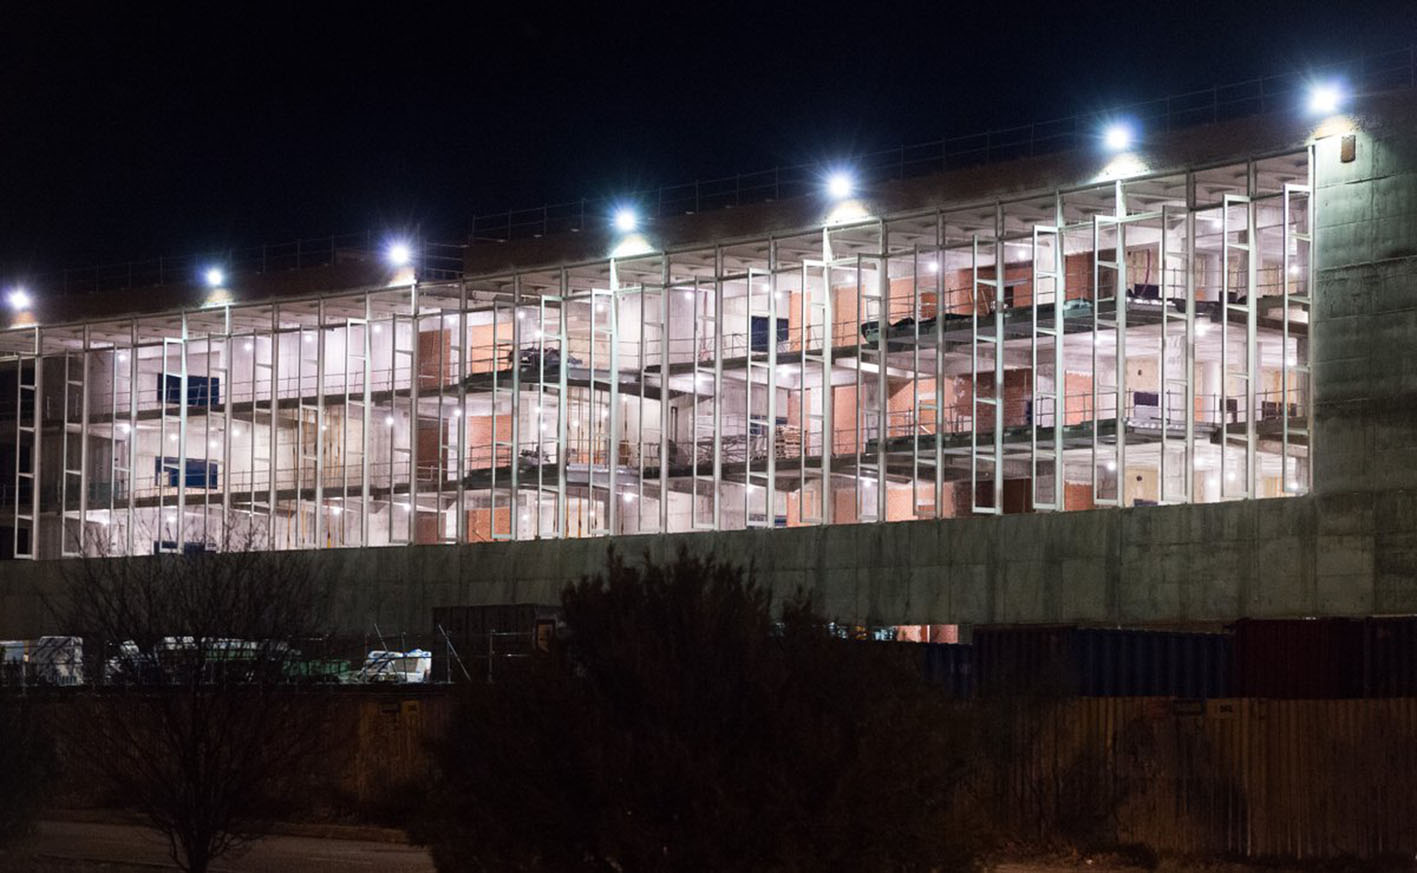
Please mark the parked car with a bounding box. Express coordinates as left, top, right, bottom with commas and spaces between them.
350, 649, 432, 684
1, 636, 84, 686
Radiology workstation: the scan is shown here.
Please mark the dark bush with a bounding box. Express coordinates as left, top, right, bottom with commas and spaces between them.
415, 547, 982, 873
0, 699, 52, 848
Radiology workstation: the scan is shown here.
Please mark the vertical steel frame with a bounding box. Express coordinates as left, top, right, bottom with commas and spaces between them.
970, 231, 1004, 515
1090, 213, 1123, 506
1031, 224, 1064, 510
1220, 194, 1257, 500
1160, 205, 1194, 504
1282, 182, 1313, 493
13, 329, 40, 559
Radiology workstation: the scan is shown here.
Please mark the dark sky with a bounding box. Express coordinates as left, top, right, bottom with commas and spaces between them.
2, 1, 1414, 279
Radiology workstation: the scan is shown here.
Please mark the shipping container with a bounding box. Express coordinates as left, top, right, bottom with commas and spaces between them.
919, 642, 974, 698
973, 625, 1231, 698
1362, 616, 1417, 696
1228, 616, 1417, 698
1229, 618, 1366, 699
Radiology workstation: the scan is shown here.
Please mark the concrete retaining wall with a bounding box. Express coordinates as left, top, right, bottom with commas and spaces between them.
4, 491, 1416, 638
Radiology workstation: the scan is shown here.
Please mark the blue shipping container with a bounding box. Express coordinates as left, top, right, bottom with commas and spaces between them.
973, 626, 1231, 698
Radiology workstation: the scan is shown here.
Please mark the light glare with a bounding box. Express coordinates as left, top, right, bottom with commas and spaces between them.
826, 171, 854, 200
204, 267, 225, 288
387, 241, 412, 267
1308, 83, 1342, 115
613, 207, 639, 233
6, 288, 32, 310
1103, 123, 1133, 152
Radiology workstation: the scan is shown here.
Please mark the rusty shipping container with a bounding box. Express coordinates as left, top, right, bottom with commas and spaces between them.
1230, 618, 1365, 698
973, 626, 1231, 698
1230, 616, 1417, 698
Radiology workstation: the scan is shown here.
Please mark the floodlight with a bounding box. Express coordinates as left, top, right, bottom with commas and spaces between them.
1103, 123, 1133, 152
6, 287, 32, 310
826, 170, 854, 200
613, 207, 639, 233
387, 241, 412, 267
1308, 82, 1342, 115
203, 267, 225, 288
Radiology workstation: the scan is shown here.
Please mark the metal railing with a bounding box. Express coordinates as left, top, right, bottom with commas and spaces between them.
467, 45, 1415, 243
30, 47, 1404, 305
43, 235, 467, 298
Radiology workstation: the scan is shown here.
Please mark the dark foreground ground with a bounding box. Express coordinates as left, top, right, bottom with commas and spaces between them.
2, 820, 436, 872
5, 820, 1409, 873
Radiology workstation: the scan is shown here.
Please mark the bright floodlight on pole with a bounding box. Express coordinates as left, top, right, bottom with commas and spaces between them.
387, 241, 412, 268
1308, 81, 1343, 115
613, 206, 639, 233
6, 287, 32, 310
826, 170, 854, 200
203, 267, 225, 288
1103, 122, 1134, 152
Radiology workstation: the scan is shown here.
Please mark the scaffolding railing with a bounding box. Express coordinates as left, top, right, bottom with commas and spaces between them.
42, 235, 467, 298
6, 382, 1311, 513
467, 46, 1415, 243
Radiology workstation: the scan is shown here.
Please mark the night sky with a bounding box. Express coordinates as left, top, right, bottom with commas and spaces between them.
2, 2, 1414, 280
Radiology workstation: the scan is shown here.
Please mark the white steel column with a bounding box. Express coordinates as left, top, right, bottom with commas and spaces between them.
1282, 182, 1313, 493
509, 275, 523, 538
1090, 215, 1122, 506
125, 323, 138, 554
455, 282, 469, 542
798, 259, 831, 526
711, 248, 724, 530
13, 329, 40, 558
970, 232, 1004, 514
1160, 205, 1192, 504
407, 280, 420, 543
266, 306, 280, 546
1220, 194, 1256, 499
59, 328, 90, 556
658, 261, 672, 534
314, 300, 327, 547
553, 271, 569, 538
931, 213, 947, 520
1031, 224, 1063, 511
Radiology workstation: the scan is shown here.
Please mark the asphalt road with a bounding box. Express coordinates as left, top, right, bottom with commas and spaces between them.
27, 820, 436, 872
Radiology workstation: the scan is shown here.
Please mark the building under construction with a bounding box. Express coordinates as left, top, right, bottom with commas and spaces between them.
0, 56, 1413, 640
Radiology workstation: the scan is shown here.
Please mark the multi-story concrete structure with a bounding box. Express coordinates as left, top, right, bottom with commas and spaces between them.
3, 63, 1416, 636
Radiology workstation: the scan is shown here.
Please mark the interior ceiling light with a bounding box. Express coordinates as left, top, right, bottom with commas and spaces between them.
826, 170, 855, 200
1307, 82, 1343, 115
1103, 123, 1134, 152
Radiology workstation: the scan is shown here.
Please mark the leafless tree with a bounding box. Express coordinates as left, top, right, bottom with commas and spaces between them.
56, 525, 336, 873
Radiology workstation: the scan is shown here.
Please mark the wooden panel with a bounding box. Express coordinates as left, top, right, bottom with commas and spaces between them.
417, 328, 452, 387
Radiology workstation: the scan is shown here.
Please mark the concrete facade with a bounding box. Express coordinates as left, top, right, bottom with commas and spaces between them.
2, 489, 1415, 636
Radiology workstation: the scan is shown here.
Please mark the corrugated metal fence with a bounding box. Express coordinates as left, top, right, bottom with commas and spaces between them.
343, 692, 1417, 858
30, 688, 1417, 857
984, 697, 1417, 858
